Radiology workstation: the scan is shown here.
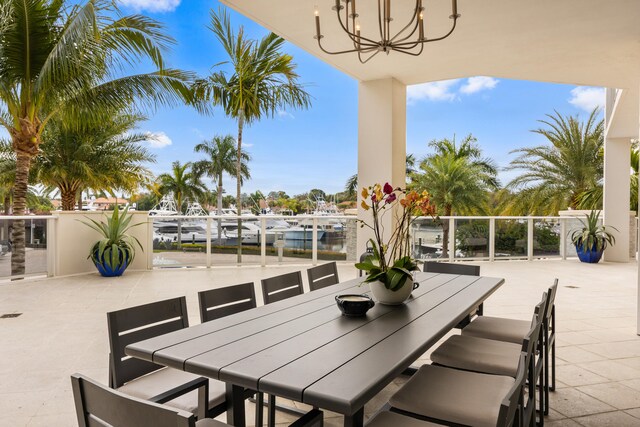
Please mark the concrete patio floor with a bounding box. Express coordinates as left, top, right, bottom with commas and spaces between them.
1, 259, 640, 427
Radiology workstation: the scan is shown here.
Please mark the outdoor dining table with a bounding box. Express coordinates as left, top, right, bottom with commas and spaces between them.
125, 271, 504, 427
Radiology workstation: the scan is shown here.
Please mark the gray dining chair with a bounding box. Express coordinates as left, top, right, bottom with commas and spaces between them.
71, 373, 228, 427
430, 294, 547, 425
462, 279, 558, 415
366, 411, 440, 427
261, 271, 304, 304
389, 353, 528, 427
198, 282, 257, 323
107, 297, 227, 419
307, 262, 340, 291
423, 261, 481, 326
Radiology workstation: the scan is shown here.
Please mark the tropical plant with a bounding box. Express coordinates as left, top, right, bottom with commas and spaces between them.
355, 183, 436, 292
193, 135, 250, 217
157, 161, 206, 214
570, 210, 617, 254
81, 206, 143, 276
0, 0, 197, 276
194, 8, 311, 261
34, 113, 155, 210
506, 109, 603, 215
411, 134, 499, 257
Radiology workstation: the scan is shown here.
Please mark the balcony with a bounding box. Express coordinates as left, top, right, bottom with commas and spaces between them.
1, 259, 639, 425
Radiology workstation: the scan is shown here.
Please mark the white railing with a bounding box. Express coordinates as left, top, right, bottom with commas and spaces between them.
0, 213, 589, 280
149, 214, 357, 268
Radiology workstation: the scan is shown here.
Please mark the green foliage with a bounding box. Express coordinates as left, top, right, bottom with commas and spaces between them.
355, 239, 418, 291
570, 211, 617, 252
81, 206, 143, 271
506, 109, 603, 214
157, 161, 206, 213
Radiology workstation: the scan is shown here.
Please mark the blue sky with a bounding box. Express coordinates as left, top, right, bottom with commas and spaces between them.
114, 0, 605, 196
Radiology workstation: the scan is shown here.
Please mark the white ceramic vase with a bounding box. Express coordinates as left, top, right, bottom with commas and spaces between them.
369, 278, 416, 305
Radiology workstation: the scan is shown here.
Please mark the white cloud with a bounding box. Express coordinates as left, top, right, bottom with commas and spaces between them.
143, 131, 172, 148
569, 86, 605, 112
117, 0, 180, 13
277, 110, 295, 119
407, 79, 460, 103
460, 76, 499, 95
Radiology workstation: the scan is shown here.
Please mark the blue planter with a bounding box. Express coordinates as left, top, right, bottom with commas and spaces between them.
575, 243, 604, 263
93, 252, 130, 277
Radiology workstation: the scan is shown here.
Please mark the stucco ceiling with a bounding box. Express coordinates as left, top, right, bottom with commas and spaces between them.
220, 0, 640, 90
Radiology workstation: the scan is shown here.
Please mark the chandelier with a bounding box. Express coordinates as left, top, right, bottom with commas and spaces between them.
313, 0, 461, 63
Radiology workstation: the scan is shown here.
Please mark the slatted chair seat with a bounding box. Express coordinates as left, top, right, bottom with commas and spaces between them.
366, 411, 441, 427
107, 297, 227, 419
117, 367, 227, 415
462, 316, 531, 343
389, 364, 517, 427
261, 271, 304, 305
431, 334, 522, 377
71, 374, 230, 427
307, 262, 340, 291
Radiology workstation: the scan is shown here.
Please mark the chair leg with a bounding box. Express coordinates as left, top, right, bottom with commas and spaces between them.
268, 394, 277, 427
544, 324, 550, 415
255, 392, 264, 427
550, 306, 556, 392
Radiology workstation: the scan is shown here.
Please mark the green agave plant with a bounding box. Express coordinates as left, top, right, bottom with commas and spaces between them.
81, 206, 143, 270
570, 210, 617, 252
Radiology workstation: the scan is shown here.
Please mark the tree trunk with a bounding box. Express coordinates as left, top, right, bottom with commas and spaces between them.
236, 116, 244, 263
217, 179, 223, 245
441, 206, 452, 259
11, 151, 32, 277
61, 187, 78, 211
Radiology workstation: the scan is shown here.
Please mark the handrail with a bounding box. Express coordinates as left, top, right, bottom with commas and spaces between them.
0, 215, 55, 220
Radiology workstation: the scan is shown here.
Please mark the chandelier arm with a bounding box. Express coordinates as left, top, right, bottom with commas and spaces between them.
393, 17, 458, 48
333, 6, 382, 46
358, 49, 382, 64
317, 38, 378, 56
377, 0, 385, 43
389, 12, 420, 44
390, 43, 425, 57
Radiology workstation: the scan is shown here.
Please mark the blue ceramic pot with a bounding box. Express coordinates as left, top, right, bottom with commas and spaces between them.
93, 251, 130, 277
575, 243, 604, 263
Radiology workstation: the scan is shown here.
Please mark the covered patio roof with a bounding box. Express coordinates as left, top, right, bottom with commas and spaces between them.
221, 0, 640, 89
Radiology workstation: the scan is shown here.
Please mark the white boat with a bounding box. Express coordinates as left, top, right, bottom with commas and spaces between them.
284, 226, 325, 241
149, 195, 179, 216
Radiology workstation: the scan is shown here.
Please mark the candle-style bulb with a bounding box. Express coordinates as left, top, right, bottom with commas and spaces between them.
314, 5, 319, 16
355, 21, 361, 31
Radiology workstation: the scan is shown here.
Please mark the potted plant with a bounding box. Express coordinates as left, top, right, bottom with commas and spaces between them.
355, 183, 437, 304
570, 210, 617, 264
81, 206, 143, 276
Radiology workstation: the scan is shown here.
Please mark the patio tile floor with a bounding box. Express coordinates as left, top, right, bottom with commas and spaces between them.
1, 259, 640, 426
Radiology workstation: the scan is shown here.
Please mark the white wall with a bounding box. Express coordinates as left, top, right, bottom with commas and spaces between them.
51, 211, 151, 277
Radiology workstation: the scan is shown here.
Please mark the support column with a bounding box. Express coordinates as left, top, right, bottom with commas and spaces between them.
603, 136, 631, 262
357, 78, 407, 256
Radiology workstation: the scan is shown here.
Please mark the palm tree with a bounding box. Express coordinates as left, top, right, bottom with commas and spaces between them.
412, 135, 499, 257
193, 135, 250, 244
195, 8, 311, 261
0, 0, 197, 276
157, 161, 206, 214
33, 113, 154, 210
505, 109, 603, 215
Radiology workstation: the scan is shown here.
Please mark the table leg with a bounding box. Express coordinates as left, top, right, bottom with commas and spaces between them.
225, 383, 246, 427
344, 408, 364, 427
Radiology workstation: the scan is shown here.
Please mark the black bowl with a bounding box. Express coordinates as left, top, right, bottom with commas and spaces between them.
335, 294, 375, 317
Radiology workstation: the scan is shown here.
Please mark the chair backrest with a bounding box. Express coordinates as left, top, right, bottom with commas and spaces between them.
71, 374, 196, 427
107, 297, 189, 388
261, 271, 304, 304
496, 354, 526, 427
198, 282, 257, 323
545, 278, 559, 322
307, 262, 340, 291
423, 261, 480, 276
